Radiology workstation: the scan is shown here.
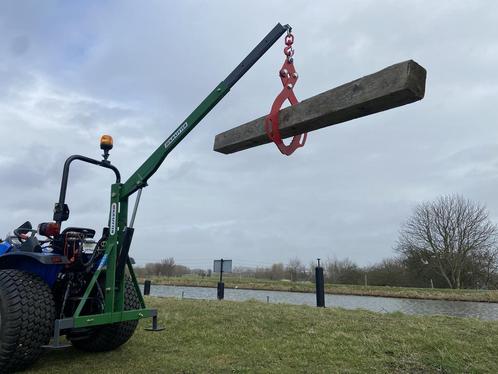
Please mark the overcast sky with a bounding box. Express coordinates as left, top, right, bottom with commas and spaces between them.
0, 1, 497, 269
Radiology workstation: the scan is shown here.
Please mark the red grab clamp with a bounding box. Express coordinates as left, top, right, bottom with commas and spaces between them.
264, 31, 307, 156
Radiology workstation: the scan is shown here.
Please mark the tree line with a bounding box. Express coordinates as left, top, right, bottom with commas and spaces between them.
135, 258, 193, 278
135, 195, 498, 289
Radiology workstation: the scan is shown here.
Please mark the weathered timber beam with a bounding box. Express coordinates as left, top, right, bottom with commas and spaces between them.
213, 60, 426, 154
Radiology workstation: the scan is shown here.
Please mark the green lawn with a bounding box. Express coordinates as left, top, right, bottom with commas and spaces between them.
27, 297, 498, 373
141, 275, 498, 302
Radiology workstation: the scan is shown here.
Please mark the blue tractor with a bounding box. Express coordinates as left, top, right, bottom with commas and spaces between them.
0, 147, 142, 372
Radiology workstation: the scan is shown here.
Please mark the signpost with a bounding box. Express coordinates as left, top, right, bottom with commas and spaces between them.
214, 259, 232, 300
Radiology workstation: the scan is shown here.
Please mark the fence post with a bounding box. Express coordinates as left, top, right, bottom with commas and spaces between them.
217, 258, 225, 300
217, 282, 225, 300
315, 258, 325, 307
144, 279, 151, 296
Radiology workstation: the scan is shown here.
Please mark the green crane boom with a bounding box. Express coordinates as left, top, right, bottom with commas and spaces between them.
57, 23, 292, 336
121, 23, 290, 198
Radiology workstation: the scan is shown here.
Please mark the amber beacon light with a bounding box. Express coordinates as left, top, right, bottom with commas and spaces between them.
100, 135, 113, 151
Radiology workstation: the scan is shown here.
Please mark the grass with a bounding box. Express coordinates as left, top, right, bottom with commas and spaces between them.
140, 275, 498, 303
27, 297, 498, 373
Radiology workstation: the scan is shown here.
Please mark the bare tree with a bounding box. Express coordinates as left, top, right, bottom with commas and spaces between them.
396, 195, 498, 289
270, 263, 285, 280
468, 246, 498, 288
325, 257, 362, 285
159, 257, 176, 277
286, 258, 306, 281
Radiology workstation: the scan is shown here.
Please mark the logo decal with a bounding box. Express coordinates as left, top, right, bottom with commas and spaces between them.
110, 203, 117, 235
164, 121, 188, 149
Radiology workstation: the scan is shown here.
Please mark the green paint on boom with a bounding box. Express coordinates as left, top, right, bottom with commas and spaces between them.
72, 23, 290, 329
121, 23, 290, 198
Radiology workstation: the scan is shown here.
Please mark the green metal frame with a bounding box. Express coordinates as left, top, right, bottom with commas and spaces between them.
64, 22, 291, 329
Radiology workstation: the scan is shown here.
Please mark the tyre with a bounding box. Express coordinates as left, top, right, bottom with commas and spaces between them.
0, 269, 55, 373
69, 277, 140, 352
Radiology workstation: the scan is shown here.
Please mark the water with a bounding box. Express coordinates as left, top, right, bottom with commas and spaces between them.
146, 284, 498, 321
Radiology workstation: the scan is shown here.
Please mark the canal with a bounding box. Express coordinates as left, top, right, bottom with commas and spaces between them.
145, 284, 498, 321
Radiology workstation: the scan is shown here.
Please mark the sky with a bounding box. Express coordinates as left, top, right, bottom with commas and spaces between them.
0, 1, 497, 269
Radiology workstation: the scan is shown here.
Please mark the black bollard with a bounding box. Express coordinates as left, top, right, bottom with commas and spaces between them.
315, 266, 325, 307
217, 282, 225, 300
144, 280, 151, 296
217, 258, 225, 300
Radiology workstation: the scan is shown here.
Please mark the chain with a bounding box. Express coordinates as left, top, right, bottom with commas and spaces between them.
284, 30, 295, 62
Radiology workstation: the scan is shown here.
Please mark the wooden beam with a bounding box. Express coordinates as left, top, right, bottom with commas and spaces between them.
213, 60, 426, 154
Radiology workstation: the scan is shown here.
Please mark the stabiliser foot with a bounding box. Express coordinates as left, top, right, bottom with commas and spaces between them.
43, 318, 73, 349
144, 314, 165, 331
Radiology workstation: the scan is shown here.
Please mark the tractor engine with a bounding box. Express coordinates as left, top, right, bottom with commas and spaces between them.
37, 223, 107, 270
50, 227, 99, 268
37, 224, 109, 318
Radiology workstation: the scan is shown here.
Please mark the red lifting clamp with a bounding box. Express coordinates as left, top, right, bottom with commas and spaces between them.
264, 31, 307, 156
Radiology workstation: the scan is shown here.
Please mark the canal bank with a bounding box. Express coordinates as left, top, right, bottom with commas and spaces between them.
146, 284, 498, 320
140, 276, 498, 303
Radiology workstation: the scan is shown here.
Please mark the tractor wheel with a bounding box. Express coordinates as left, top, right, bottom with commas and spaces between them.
69, 277, 140, 352
0, 269, 55, 373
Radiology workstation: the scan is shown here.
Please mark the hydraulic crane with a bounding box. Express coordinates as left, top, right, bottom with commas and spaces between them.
0, 23, 292, 372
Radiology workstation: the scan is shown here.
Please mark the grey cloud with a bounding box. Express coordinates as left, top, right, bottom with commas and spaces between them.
0, 1, 498, 268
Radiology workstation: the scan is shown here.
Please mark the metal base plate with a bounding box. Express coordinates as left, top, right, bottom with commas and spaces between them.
144, 326, 165, 332
42, 342, 72, 349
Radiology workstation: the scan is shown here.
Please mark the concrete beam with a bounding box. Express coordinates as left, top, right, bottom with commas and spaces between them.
213, 60, 426, 154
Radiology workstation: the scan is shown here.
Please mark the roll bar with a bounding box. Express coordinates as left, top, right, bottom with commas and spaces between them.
54, 155, 121, 224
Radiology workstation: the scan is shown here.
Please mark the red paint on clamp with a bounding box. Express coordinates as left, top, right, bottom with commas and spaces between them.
265, 33, 307, 156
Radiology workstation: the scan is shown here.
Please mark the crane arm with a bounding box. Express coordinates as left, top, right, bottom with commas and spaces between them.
121, 23, 290, 198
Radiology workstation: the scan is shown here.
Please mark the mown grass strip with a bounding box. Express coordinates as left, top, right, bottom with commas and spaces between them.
27, 297, 498, 373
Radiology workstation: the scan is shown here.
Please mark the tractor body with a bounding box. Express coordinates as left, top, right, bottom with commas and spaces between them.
0, 153, 154, 373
